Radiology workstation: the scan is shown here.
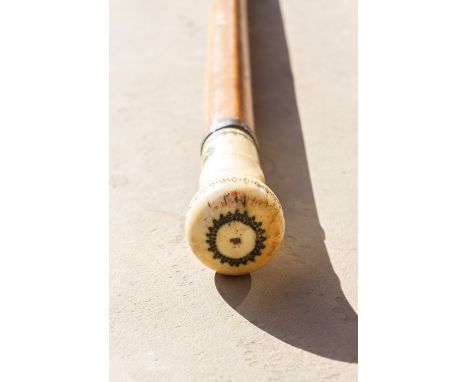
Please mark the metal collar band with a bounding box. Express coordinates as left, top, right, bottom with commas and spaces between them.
201, 118, 258, 153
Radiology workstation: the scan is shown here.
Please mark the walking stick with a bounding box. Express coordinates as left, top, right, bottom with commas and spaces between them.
186, 0, 285, 276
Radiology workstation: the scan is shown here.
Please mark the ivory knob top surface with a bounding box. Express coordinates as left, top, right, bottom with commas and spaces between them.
186, 177, 285, 276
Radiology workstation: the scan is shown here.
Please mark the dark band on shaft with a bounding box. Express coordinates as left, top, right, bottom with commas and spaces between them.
201, 118, 258, 154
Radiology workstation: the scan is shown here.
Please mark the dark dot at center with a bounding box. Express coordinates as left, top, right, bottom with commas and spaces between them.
230, 237, 242, 245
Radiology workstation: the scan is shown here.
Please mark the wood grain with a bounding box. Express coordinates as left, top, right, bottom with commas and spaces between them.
204, 0, 254, 131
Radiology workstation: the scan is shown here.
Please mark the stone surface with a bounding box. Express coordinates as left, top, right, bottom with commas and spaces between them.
110, 0, 357, 380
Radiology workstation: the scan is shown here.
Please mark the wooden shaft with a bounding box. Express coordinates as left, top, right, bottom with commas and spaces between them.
205, 0, 253, 130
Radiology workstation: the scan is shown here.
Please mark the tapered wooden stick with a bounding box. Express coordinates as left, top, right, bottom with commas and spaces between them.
186, 0, 285, 276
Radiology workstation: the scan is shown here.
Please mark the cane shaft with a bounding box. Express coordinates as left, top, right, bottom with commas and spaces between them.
205, 0, 254, 130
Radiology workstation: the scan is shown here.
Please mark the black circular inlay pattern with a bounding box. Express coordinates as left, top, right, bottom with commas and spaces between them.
206, 210, 266, 266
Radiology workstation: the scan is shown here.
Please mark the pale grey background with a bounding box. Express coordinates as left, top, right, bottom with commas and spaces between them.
111, 0, 357, 380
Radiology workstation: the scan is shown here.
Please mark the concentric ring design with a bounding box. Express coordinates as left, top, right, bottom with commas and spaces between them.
205, 210, 267, 266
